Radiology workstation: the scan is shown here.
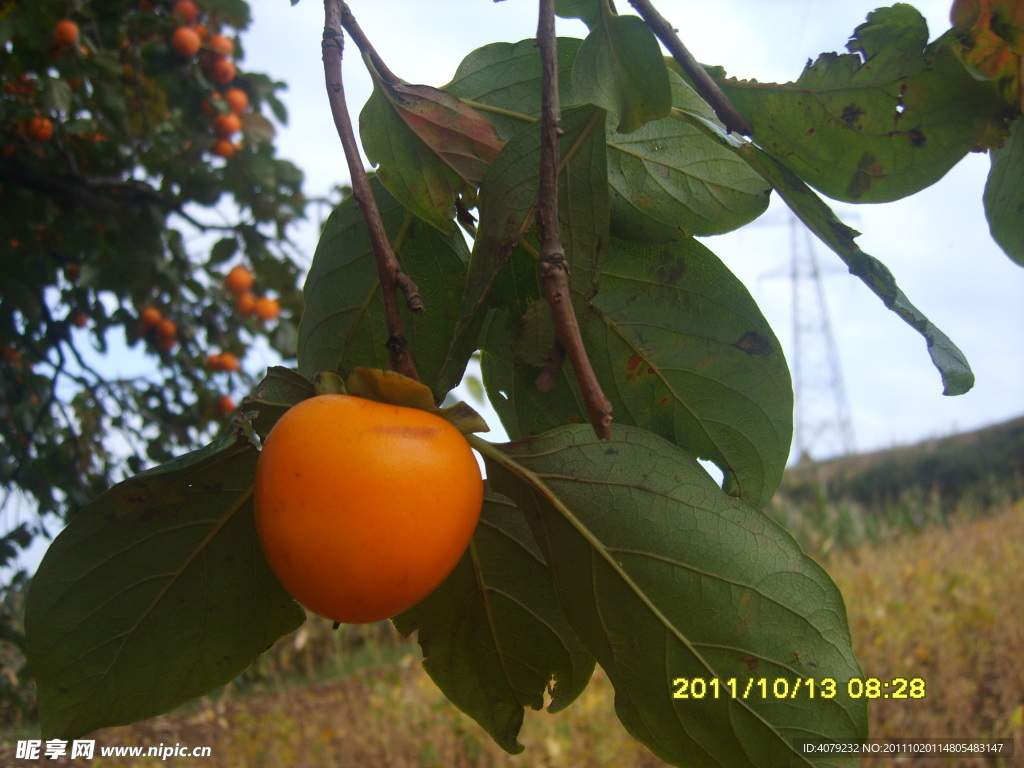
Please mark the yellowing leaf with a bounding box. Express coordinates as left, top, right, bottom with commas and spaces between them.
360, 79, 505, 233
951, 0, 1024, 111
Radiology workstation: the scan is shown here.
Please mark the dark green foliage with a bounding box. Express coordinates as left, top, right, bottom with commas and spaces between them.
18, 2, 1020, 765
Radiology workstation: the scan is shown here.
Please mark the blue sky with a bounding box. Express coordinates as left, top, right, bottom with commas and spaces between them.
244, 0, 1024, 460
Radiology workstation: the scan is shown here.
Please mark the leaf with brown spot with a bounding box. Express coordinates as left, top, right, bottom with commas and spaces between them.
716, 5, 1004, 202
482, 236, 792, 508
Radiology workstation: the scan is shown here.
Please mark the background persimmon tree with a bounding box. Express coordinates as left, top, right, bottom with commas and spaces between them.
20, 0, 1023, 766
0, 0, 317, 708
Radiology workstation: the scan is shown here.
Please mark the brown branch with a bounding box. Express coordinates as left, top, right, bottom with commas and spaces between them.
322, 0, 420, 380
535, 341, 566, 393
339, 2, 400, 84
537, 0, 612, 439
0, 153, 247, 238
627, 0, 753, 136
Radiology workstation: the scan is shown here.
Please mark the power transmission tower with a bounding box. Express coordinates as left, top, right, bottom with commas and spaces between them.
787, 215, 855, 462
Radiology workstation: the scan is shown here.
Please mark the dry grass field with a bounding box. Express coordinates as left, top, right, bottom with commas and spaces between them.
7, 498, 1020, 768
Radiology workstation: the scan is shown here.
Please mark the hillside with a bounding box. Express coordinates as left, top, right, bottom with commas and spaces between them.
778, 415, 1024, 512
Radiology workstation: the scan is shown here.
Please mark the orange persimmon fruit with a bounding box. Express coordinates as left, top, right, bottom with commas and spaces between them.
53, 20, 80, 48
225, 265, 254, 295
211, 112, 241, 139
170, 26, 201, 58
254, 296, 279, 321
253, 394, 483, 623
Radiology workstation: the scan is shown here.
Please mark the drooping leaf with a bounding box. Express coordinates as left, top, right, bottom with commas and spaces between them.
485, 425, 867, 768
394, 490, 595, 755
446, 38, 583, 140
361, 79, 504, 233
607, 71, 771, 240
984, 115, 1024, 266
667, 101, 976, 396
24, 430, 304, 739
296, 178, 471, 401
717, 5, 1003, 202
572, 12, 672, 133
483, 236, 792, 508
735, 133, 975, 396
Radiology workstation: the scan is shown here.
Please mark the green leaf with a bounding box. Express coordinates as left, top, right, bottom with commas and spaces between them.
441, 106, 606, 393
572, 13, 671, 134
708, 125, 975, 396
208, 237, 238, 265
608, 72, 771, 239
393, 490, 595, 754
555, 0, 601, 27
448, 39, 766, 240
296, 178, 471, 401
984, 116, 1024, 267
446, 38, 583, 140
24, 431, 304, 739
484, 425, 868, 768
243, 366, 315, 440
717, 5, 1002, 202
361, 80, 504, 234
483, 236, 792, 508
41, 76, 72, 115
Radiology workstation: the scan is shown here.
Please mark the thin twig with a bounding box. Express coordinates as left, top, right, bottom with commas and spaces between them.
322, 0, 420, 380
537, 0, 613, 439
339, 2, 400, 84
628, 0, 753, 136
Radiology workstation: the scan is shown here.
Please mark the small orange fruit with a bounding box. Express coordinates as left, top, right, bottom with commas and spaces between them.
224, 87, 248, 115
217, 395, 235, 414
207, 351, 240, 372
209, 58, 236, 86
173, 0, 199, 24
53, 19, 80, 48
140, 306, 163, 328
155, 318, 177, 340
254, 296, 280, 321
211, 112, 241, 139
225, 265, 254, 295
207, 34, 234, 58
235, 291, 257, 316
25, 116, 54, 143
71, 312, 88, 328
254, 394, 483, 624
170, 26, 201, 58
211, 138, 235, 158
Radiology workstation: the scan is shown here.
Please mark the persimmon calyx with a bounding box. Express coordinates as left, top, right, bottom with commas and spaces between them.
312, 367, 489, 435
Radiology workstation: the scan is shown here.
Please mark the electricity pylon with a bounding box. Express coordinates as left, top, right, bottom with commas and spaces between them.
787, 215, 855, 462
